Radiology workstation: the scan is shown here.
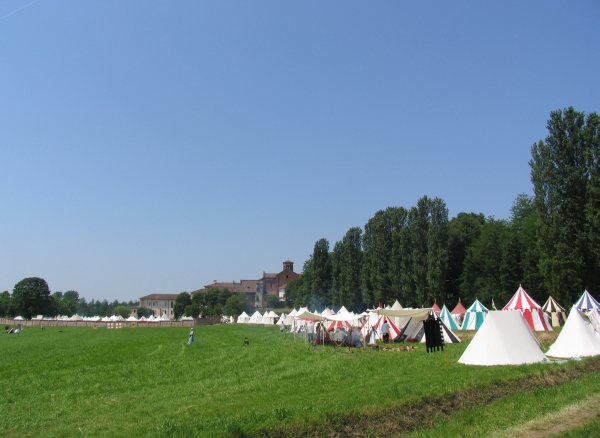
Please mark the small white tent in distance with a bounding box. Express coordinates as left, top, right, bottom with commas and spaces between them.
458, 311, 548, 366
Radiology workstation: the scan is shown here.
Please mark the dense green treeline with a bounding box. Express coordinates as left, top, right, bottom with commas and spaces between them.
286, 107, 600, 311
0, 277, 135, 318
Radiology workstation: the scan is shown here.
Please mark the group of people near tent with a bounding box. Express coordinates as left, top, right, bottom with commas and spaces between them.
232, 286, 600, 364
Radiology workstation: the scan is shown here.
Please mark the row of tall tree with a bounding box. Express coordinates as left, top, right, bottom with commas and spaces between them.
286, 107, 600, 312
1, 277, 135, 319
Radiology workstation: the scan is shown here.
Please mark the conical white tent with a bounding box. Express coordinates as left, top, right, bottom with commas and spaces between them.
458, 311, 548, 366
262, 311, 278, 325
439, 305, 460, 331
389, 300, 404, 328
237, 311, 250, 323
276, 313, 286, 325
503, 285, 551, 331
249, 311, 263, 324
460, 300, 488, 330
126, 315, 138, 321
321, 308, 333, 316
575, 290, 600, 313
337, 306, 349, 314
546, 306, 600, 358
391, 300, 403, 310
285, 309, 297, 325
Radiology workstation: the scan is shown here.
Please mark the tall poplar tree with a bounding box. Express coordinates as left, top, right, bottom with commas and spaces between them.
332, 227, 363, 311
310, 238, 332, 309
530, 107, 600, 304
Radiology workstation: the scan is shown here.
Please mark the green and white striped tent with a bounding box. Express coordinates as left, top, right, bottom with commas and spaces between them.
460, 299, 488, 330
440, 304, 460, 331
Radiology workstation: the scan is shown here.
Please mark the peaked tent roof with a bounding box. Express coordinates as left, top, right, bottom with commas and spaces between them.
249, 311, 263, 324
391, 300, 403, 310
432, 300, 441, 313
546, 306, 600, 359
542, 296, 567, 327
503, 285, 542, 310
542, 296, 565, 313
460, 300, 488, 330
458, 311, 547, 366
466, 299, 488, 313
575, 290, 600, 312
440, 305, 460, 331
237, 311, 250, 324
276, 313, 286, 325
504, 286, 551, 331
451, 299, 467, 315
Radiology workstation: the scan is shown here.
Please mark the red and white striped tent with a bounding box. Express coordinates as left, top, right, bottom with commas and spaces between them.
327, 320, 353, 331
360, 315, 401, 342
503, 285, 551, 331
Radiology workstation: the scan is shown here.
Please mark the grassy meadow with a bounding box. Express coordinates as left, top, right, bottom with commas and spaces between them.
1, 324, 599, 437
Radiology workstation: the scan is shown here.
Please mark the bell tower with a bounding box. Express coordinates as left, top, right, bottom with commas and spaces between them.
283, 260, 294, 271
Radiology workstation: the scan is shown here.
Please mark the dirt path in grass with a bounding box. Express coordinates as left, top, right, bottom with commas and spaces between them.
490, 393, 600, 438
250, 358, 600, 438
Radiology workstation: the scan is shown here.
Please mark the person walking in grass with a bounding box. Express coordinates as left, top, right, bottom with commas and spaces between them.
188, 327, 194, 345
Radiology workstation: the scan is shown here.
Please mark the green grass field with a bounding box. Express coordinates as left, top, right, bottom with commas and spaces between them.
1, 324, 598, 437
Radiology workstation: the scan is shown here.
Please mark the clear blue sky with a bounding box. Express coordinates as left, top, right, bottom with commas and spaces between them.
1, 1, 599, 303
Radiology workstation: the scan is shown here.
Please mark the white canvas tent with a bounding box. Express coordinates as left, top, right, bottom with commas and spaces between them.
263, 310, 278, 325
458, 311, 548, 366
285, 309, 297, 326
237, 311, 250, 324
546, 306, 600, 359
276, 313, 286, 326
249, 311, 263, 324
588, 307, 600, 335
